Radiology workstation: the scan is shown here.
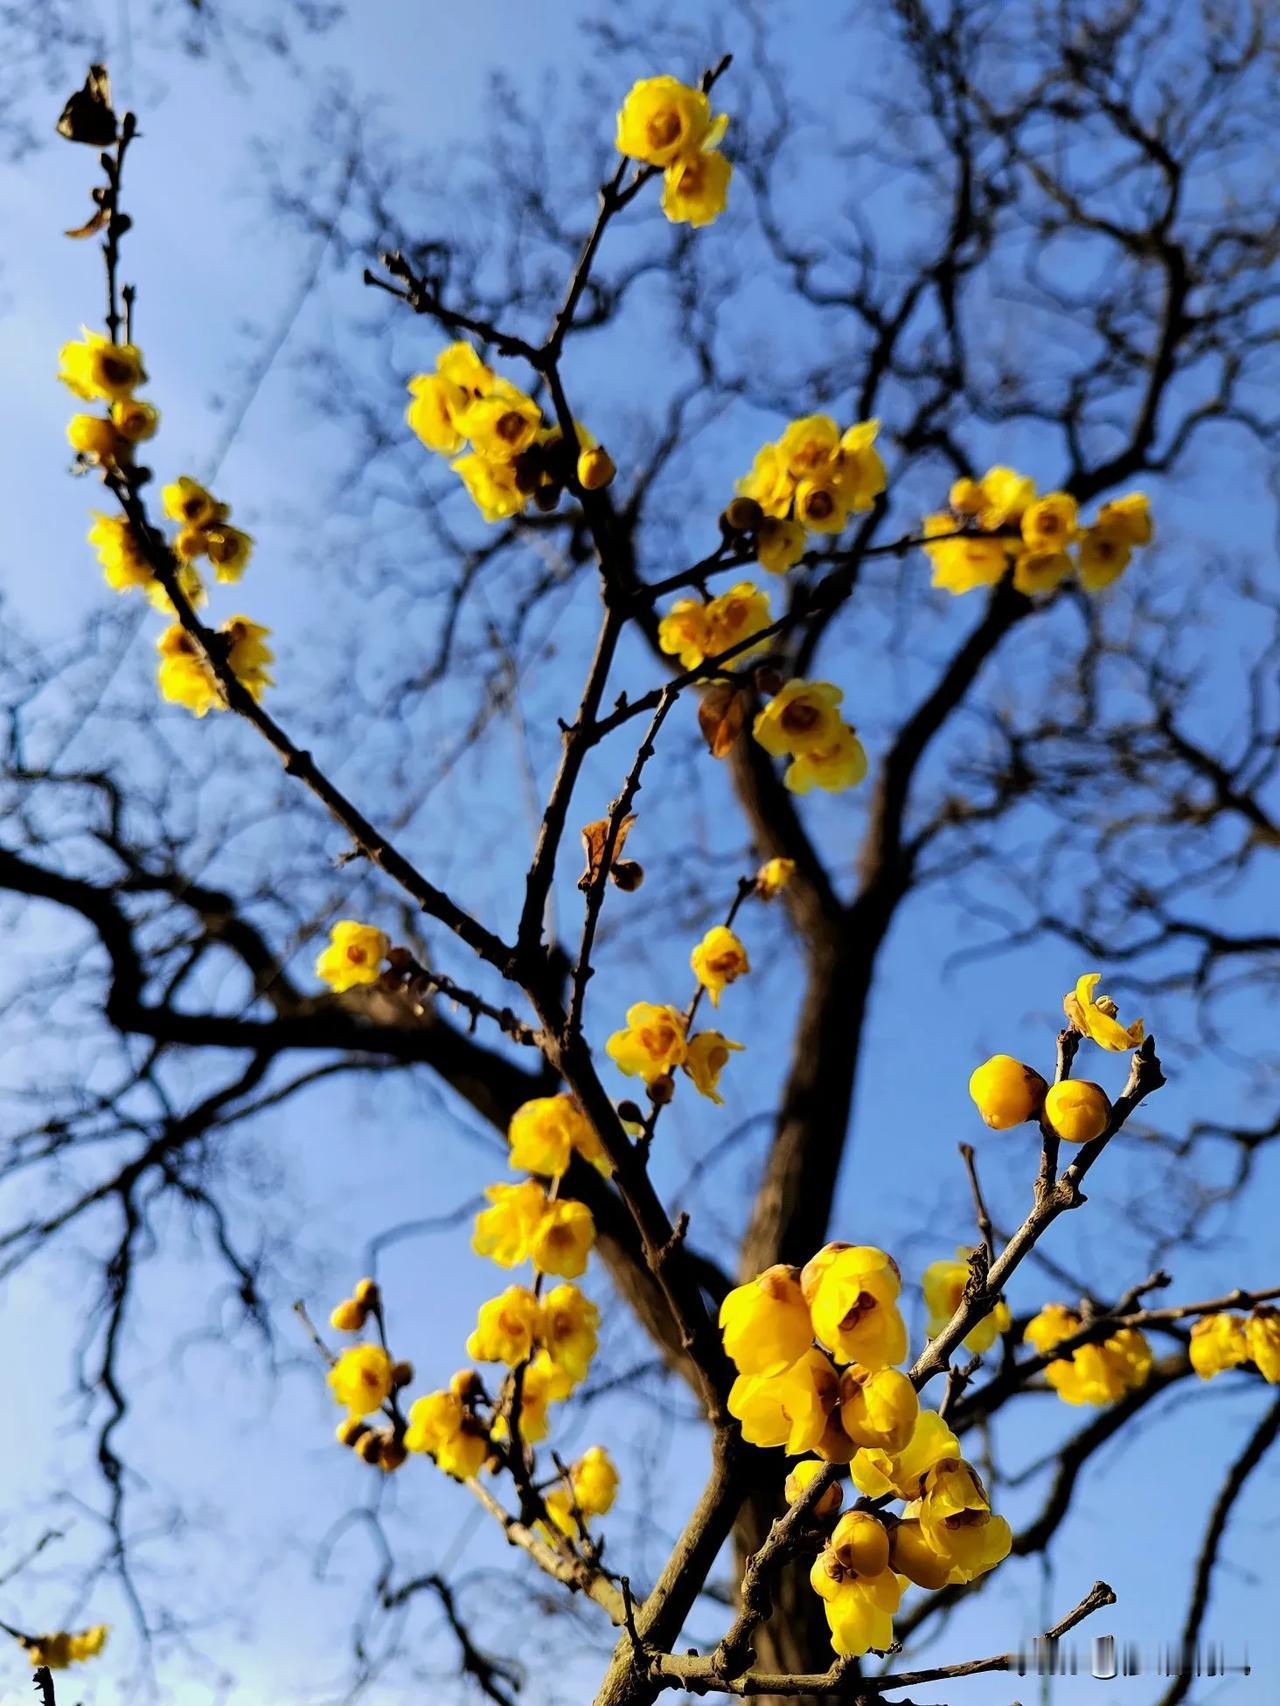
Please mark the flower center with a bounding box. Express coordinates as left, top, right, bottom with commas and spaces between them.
838, 1290, 877, 1332
780, 702, 821, 735
346, 946, 367, 964
647, 109, 682, 149
805, 489, 835, 519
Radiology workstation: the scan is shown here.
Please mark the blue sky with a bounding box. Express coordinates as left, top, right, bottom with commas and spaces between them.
0, 2, 1276, 1702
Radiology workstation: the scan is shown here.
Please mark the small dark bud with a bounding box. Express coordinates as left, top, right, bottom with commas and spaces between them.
753, 665, 785, 697
533, 483, 563, 513
722, 496, 763, 535
647, 1073, 676, 1107
617, 1100, 645, 1126
610, 860, 645, 892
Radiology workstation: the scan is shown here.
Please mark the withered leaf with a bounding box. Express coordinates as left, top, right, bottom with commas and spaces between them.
579, 813, 636, 891
56, 65, 118, 147
697, 684, 748, 759
65, 205, 111, 240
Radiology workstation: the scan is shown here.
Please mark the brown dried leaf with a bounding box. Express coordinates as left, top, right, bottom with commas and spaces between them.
697, 684, 748, 759
578, 813, 635, 891
65, 205, 111, 240
56, 65, 118, 146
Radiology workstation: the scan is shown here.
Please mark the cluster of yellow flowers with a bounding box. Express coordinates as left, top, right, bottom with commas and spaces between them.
720, 1246, 1011, 1657
406, 341, 613, 522
922, 466, 1153, 597
1023, 1304, 1152, 1407
658, 581, 772, 671
60, 329, 272, 716
736, 415, 886, 573
969, 974, 1144, 1147
20, 1624, 108, 1671
753, 679, 867, 795
1190, 1307, 1280, 1384
615, 75, 731, 227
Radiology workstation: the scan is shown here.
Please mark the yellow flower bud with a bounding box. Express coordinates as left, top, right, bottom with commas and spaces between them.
1042, 1079, 1111, 1145
968, 1055, 1047, 1129
719, 1264, 813, 1377
839, 1365, 918, 1453
577, 445, 616, 490
329, 1297, 367, 1333
784, 1458, 842, 1517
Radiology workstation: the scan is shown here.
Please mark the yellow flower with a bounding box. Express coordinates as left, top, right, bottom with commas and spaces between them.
783, 728, 868, 795
205, 523, 254, 582
88, 511, 152, 592
505, 1349, 573, 1443
23, 1625, 109, 1670
968, 1054, 1047, 1129
156, 624, 219, 717
834, 420, 886, 512
111, 397, 159, 442
838, 1365, 918, 1453
328, 1343, 394, 1416
728, 1346, 840, 1454
974, 465, 1036, 529
948, 476, 984, 514
452, 451, 527, 521
777, 415, 841, 480
529, 1198, 595, 1279
690, 925, 749, 1006
459, 382, 542, 461
606, 1002, 687, 1083
223, 616, 273, 700
784, 1458, 843, 1516
753, 679, 846, 758
1020, 491, 1078, 550
1077, 525, 1132, 590
705, 581, 772, 659
923, 1251, 1011, 1353
793, 478, 847, 535
538, 1283, 600, 1385
162, 475, 218, 529
918, 1457, 1012, 1581
1024, 1304, 1152, 1406
1013, 548, 1072, 597
472, 1180, 549, 1267
682, 1030, 743, 1104
756, 517, 807, 574
719, 1264, 814, 1377
329, 1296, 366, 1333
1247, 1307, 1280, 1382
314, 921, 389, 993
658, 598, 712, 669
616, 75, 716, 167
437, 341, 496, 397
923, 512, 1012, 595
68, 412, 124, 462
662, 149, 732, 226
405, 1384, 489, 1479
466, 1285, 540, 1365
1189, 1313, 1248, 1380
849, 1408, 959, 1501
1063, 972, 1145, 1051
58, 328, 145, 401
890, 1517, 953, 1589
756, 857, 795, 898
508, 1094, 594, 1178
805, 1244, 907, 1370
1096, 492, 1152, 546
544, 1444, 620, 1535
737, 442, 796, 518
810, 1514, 900, 1657
1042, 1079, 1111, 1145
406, 371, 468, 454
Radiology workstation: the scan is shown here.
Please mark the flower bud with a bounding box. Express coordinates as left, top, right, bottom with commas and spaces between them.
722, 495, 763, 535
610, 860, 645, 891
829, 1510, 890, 1579
353, 1277, 380, 1308
379, 1436, 409, 1472
356, 1429, 387, 1465
968, 1055, 1047, 1130
391, 1359, 415, 1389
329, 1297, 367, 1334
647, 1072, 676, 1107
784, 1458, 842, 1517
336, 1416, 369, 1449
616, 1100, 645, 1128
533, 483, 563, 513
1042, 1079, 1111, 1145
578, 446, 616, 490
